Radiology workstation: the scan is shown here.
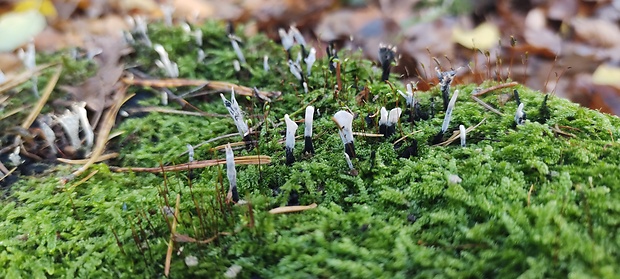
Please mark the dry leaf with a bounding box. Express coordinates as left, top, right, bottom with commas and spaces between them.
571, 18, 620, 48
60, 36, 126, 126
452, 22, 500, 50
592, 64, 620, 88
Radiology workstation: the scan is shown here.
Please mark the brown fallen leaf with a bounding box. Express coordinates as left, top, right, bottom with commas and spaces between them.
571, 18, 620, 48
60, 35, 127, 127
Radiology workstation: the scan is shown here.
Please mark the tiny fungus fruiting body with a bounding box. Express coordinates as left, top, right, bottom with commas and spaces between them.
186, 144, 194, 162
333, 110, 356, 158
379, 107, 388, 136
378, 44, 396, 82
305, 47, 316, 77
154, 44, 179, 78
386, 108, 402, 138
459, 125, 466, 147
303, 106, 315, 155
436, 68, 457, 111
263, 55, 270, 72
515, 103, 526, 125
514, 89, 526, 125
225, 143, 239, 203
221, 89, 249, 139
433, 90, 460, 144
441, 90, 460, 133
288, 60, 303, 82
284, 114, 298, 166
228, 34, 246, 64
327, 42, 338, 72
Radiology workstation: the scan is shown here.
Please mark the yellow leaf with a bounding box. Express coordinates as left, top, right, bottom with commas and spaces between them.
452, 22, 500, 50
0, 10, 46, 52
592, 64, 620, 88
13, 0, 57, 17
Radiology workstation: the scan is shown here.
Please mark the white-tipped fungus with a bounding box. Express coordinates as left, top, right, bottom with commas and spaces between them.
333, 110, 355, 158
154, 44, 179, 78
304, 106, 314, 138
515, 103, 526, 125
225, 143, 239, 202
304, 47, 316, 76
459, 124, 466, 147
278, 28, 294, 51
221, 89, 249, 138
441, 90, 459, 133
71, 102, 94, 151
263, 55, 270, 72
228, 34, 246, 64
288, 60, 302, 81
284, 114, 298, 151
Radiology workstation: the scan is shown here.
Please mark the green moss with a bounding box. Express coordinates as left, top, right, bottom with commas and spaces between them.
2, 20, 620, 278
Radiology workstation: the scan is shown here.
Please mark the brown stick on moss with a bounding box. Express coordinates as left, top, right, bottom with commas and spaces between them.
109, 155, 271, 173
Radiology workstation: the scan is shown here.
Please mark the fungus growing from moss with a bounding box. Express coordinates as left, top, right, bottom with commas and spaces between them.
284, 114, 298, 165
303, 106, 315, 155
225, 143, 239, 203
436, 67, 457, 110
221, 89, 249, 139
305, 47, 316, 76
333, 110, 355, 158
378, 44, 396, 82
154, 44, 179, 78
459, 124, 466, 147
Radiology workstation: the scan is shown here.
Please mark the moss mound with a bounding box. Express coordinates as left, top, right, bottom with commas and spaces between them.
1, 21, 620, 278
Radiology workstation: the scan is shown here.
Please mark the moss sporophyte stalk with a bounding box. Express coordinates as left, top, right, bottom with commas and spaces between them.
2, 20, 620, 278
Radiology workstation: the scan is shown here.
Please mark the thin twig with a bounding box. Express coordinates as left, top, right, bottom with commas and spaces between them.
164, 194, 181, 277
470, 95, 504, 116
435, 118, 487, 147
122, 107, 228, 117
471, 82, 518, 96
21, 66, 62, 129
269, 203, 318, 214
0, 166, 17, 182
110, 155, 271, 173
0, 63, 55, 95
57, 153, 119, 164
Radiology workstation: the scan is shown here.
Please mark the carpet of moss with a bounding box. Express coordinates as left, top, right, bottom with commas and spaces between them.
1, 21, 620, 278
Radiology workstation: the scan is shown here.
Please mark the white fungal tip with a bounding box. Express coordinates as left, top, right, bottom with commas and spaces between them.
284, 114, 298, 149
304, 106, 315, 137
441, 90, 460, 133
290, 25, 306, 47
263, 55, 270, 72
515, 103, 526, 125
279, 28, 294, 50
333, 110, 354, 144
305, 47, 316, 76
459, 125, 466, 147
379, 107, 388, 126
288, 60, 302, 81
388, 108, 402, 125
